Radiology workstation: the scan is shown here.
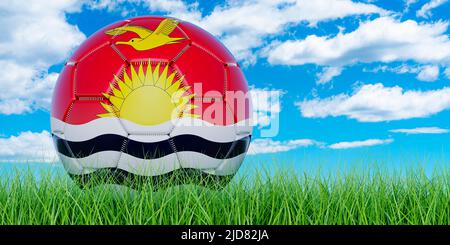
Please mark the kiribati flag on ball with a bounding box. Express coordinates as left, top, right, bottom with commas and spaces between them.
50, 16, 252, 185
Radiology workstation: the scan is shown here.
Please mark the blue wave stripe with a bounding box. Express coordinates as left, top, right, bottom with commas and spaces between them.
52, 134, 250, 160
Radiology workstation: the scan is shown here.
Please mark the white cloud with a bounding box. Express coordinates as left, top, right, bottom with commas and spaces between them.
297, 83, 450, 122
365, 64, 441, 82
265, 17, 450, 67
0, 131, 57, 162
88, 0, 128, 12
89, 0, 202, 20
364, 64, 420, 74
404, 0, 418, 12
416, 65, 440, 81
316, 67, 343, 84
444, 67, 450, 79
0, 61, 59, 114
250, 88, 284, 128
144, 0, 201, 21
0, 0, 86, 115
390, 127, 449, 134
248, 138, 320, 155
417, 0, 448, 18
194, 0, 385, 64
91, 0, 386, 64
0, 99, 32, 115
329, 138, 393, 149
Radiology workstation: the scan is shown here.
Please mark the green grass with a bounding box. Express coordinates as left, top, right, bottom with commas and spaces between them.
0, 166, 448, 225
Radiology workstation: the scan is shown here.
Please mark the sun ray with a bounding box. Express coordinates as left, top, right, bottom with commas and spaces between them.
144, 59, 153, 85
109, 95, 124, 109
165, 73, 176, 89
184, 94, 195, 100
112, 87, 123, 98
155, 64, 168, 89
166, 76, 184, 95
113, 75, 122, 85
109, 80, 124, 98
100, 102, 118, 114
130, 64, 142, 87
172, 86, 191, 102
123, 70, 133, 89
177, 93, 193, 105
97, 113, 117, 118
138, 62, 145, 83
152, 63, 160, 85
182, 104, 197, 112
182, 113, 201, 118
118, 80, 132, 97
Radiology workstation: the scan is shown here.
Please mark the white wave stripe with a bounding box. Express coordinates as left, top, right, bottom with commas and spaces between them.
51, 117, 127, 142
57, 153, 98, 175
58, 151, 246, 176
58, 151, 121, 175
117, 152, 181, 176
76, 150, 120, 169
178, 151, 247, 176
177, 151, 245, 175
119, 152, 246, 176
51, 117, 252, 142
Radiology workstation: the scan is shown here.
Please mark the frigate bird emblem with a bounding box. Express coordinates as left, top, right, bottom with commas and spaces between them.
105, 18, 184, 51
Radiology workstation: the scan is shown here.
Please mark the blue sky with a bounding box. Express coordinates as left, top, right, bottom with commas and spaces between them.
0, 0, 449, 170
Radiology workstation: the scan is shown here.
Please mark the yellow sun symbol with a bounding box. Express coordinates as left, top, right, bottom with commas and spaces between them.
99, 61, 199, 126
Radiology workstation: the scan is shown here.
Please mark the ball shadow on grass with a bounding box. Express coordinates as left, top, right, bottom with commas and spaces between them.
69, 168, 234, 191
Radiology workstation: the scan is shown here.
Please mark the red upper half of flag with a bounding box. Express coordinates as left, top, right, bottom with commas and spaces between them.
51, 16, 251, 126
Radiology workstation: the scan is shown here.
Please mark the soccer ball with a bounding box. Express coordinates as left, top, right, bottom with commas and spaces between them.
51, 16, 252, 188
